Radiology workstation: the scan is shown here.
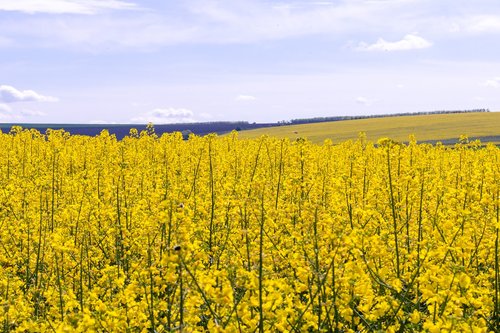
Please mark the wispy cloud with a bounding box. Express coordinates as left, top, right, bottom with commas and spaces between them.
0, 1, 497, 52
236, 94, 256, 101
0, 85, 59, 103
0, 16, 200, 51
0, 103, 32, 121
0, 0, 137, 15
0, 96, 47, 121
355, 96, 375, 106
356, 34, 432, 51
0, 0, 417, 50
131, 108, 195, 124
463, 15, 500, 33
482, 77, 500, 88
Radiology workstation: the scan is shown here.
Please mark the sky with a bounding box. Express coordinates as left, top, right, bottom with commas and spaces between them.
1, 0, 500, 124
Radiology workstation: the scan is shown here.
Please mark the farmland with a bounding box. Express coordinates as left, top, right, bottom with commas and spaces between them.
0, 127, 499, 332
236, 112, 500, 145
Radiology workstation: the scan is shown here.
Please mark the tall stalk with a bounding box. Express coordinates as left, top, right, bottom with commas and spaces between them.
147, 235, 156, 332
387, 145, 401, 278
416, 170, 425, 311
55, 252, 64, 322
50, 149, 56, 232
258, 194, 265, 333
208, 139, 215, 255
494, 186, 499, 329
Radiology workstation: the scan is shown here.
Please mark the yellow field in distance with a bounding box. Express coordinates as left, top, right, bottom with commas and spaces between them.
236, 112, 500, 144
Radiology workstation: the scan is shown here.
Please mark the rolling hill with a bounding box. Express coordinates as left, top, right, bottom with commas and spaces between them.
235, 112, 500, 144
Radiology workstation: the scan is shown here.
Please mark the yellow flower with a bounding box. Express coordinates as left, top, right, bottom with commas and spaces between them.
458, 273, 471, 289
409, 310, 421, 324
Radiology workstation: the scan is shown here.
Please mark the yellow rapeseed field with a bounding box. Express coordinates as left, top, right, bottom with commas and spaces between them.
0, 126, 499, 332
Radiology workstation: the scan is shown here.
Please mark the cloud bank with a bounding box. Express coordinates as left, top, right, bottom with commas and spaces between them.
131, 108, 195, 124
464, 15, 500, 34
236, 95, 256, 101
0, 0, 137, 15
0, 1, 498, 52
0, 85, 59, 103
357, 34, 432, 51
483, 77, 500, 88
0, 0, 439, 50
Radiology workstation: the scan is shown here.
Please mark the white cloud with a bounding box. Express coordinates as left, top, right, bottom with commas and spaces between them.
355, 96, 374, 106
0, 0, 137, 15
2, 1, 494, 52
0, 0, 416, 50
0, 85, 59, 103
464, 15, 500, 33
356, 34, 432, 51
0, 16, 199, 51
131, 108, 195, 124
187, 1, 370, 42
483, 77, 500, 88
0, 103, 46, 120
272, 1, 334, 12
0, 1, 499, 52
236, 95, 256, 101
0, 103, 23, 121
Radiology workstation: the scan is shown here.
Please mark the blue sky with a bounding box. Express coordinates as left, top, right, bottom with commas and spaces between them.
1, 0, 500, 124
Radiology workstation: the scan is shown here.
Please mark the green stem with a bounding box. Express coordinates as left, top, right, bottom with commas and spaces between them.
387, 146, 400, 278
258, 194, 265, 333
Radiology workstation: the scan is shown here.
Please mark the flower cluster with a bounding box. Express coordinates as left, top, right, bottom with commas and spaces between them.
0, 127, 498, 332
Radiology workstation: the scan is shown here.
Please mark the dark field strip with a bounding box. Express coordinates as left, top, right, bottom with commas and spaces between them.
0, 122, 273, 139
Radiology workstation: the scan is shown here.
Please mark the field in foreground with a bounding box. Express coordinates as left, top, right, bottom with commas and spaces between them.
0, 128, 499, 332
236, 112, 500, 144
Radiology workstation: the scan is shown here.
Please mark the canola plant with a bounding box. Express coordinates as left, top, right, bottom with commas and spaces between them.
0, 127, 498, 332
